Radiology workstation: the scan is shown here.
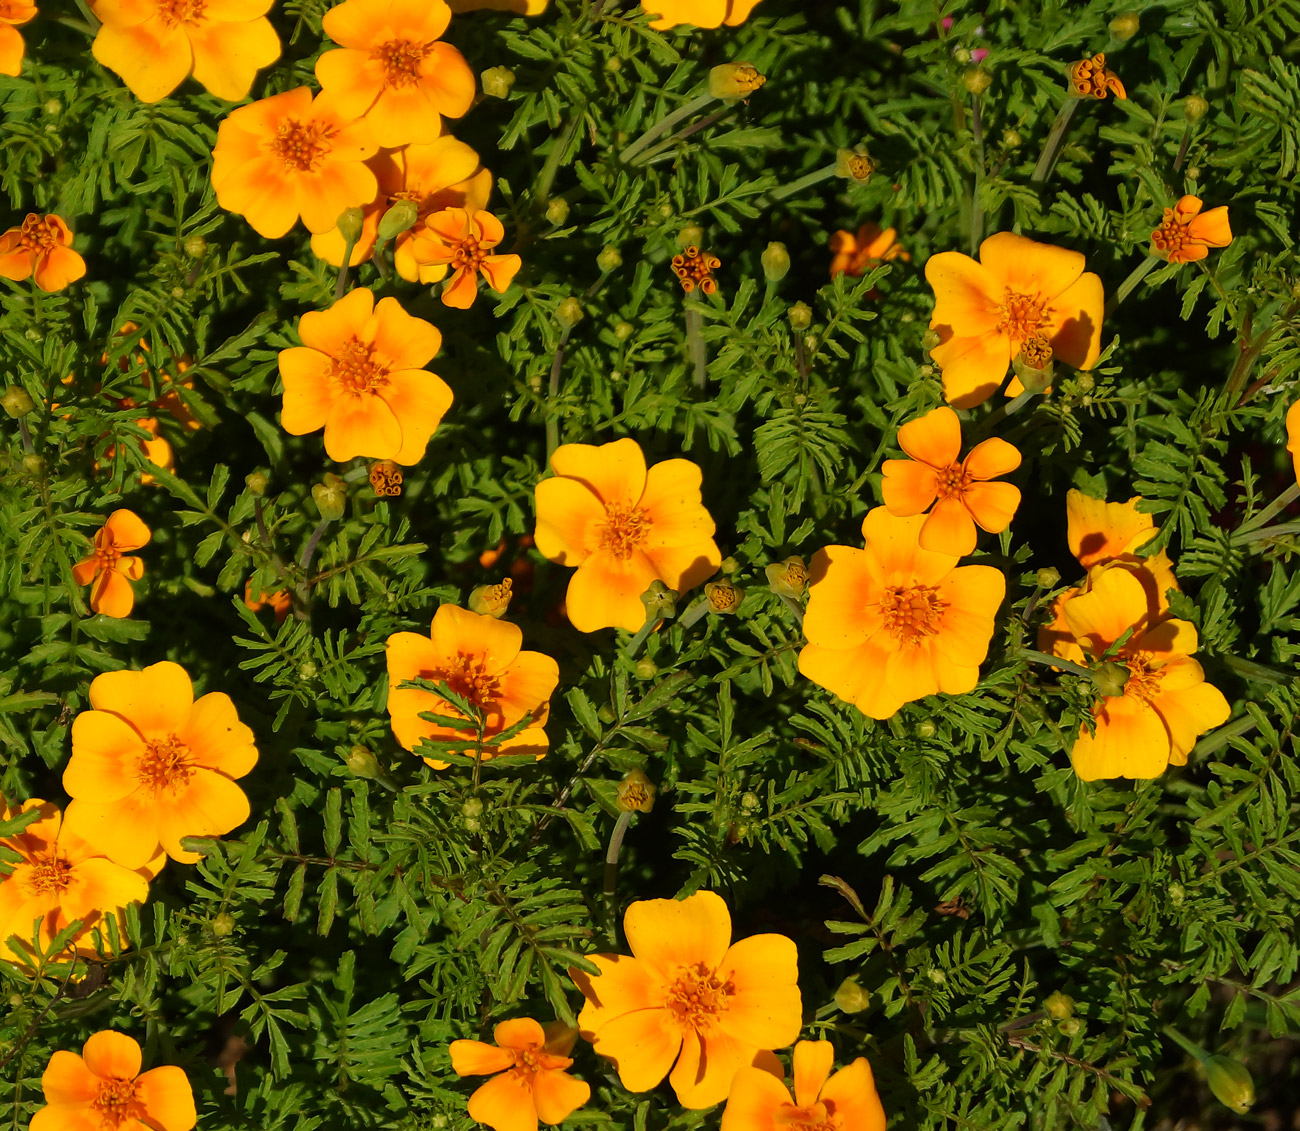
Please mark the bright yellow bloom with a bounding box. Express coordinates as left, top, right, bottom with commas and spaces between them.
62, 661, 258, 868
72, 509, 151, 619
829, 223, 909, 280
925, 232, 1104, 408
799, 507, 1005, 720
409, 207, 522, 308
0, 0, 36, 76
32, 1031, 196, 1131
722, 1041, 886, 1131
1288, 400, 1300, 486
641, 0, 762, 29
89, 0, 280, 103
448, 0, 548, 11
571, 890, 801, 1109
881, 406, 1021, 556
316, 0, 474, 148
533, 438, 722, 633
0, 214, 86, 291
1149, 194, 1233, 265
450, 1019, 589, 1131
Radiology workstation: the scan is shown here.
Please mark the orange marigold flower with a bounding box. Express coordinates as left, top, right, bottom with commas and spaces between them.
72, 509, 151, 619
211, 87, 378, 239
409, 207, 522, 309
641, 0, 762, 29
1067, 53, 1125, 100
829, 223, 910, 280
385, 604, 560, 770
450, 1019, 590, 1131
279, 288, 452, 465
243, 579, 292, 624
0, 797, 157, 967
1058, 565, 1230, 780
310, 137, 492, 279
799, 506, 1005, 720
89, 0, 280, 103
315, 0, 474, 149
61, 661, 258, 868
31, 1031, 196, 1131
533, 437, 722, 633
570, 890, 801, 1109
722, 1040, 886, 1131
1288, 400, 1300, 487
925, 231, 1104, 409
0, 214, 87, 292
448, 0, 548, 11
1149, 194, 1232, 265
0, 0, 36, 76
881, 406, 1021, 556
98, 417, 174, 485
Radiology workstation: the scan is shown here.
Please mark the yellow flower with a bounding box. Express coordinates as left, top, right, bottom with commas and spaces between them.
722, 1040, 886, 1131
0, 0, 36, 77
1288, 399, 1300, 486
829, 223, 909, 281
72, 509, 151, 619
641, 0, 762, 30
408, 207, 522, 308
0, 214, 86, 292
1149, 195, 1233, 265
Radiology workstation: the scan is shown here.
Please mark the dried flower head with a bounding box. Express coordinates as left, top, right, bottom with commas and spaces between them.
1068, 53, 1125, 100
671, 246, 721, 295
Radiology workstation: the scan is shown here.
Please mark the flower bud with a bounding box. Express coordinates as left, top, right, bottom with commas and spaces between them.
43, 98, 61, 116
597, 704, 617, 724
480, 66, 515, 99
1012, 335, 1054, 392
953, 46, 971, 64
545, 198, 570, 226
740, 791, 760, 812
1108, 11, 1140, 40
921, 328, 942, 350
1045, 991, 1074, 1019
963, 67, 992, 96
708, 62, 766, 101
299, 660, 318, 680
557, 296, 584, 328
183, 234, 207, 258
605, 56, 621, 73
915, 719, 937, 740
705, 580, 743, 615
336, 206, 365, 246
834, 976, 871, 1013
641, 579, 678, 620
761, 241, 790, 283
788, 302, 812, 331
462, 796, 485, 818
245, 470, 269, 496
597, 245, 622, 273
676, 224, 704, 250
346, 745, 380, 778
617, 768, 656, 814
765, 555, 808, 599
312, 473, 347, 521
1091, 660, 1129, 699
634, 658, 658, 680
469, 578, 513, 619
1035, 567, 1061, 589
834, 146, 876, 183
378, 199, 419, 242
614, 321, 635, 341
2, 386, 35, 419
21, 453, 44, 476
1058, 1017, 1082, 1037
1183, 94, 1209, 123
211, 912, 236, 937
1204, 1056, 1254, 1114
1002, 128, 1022, 149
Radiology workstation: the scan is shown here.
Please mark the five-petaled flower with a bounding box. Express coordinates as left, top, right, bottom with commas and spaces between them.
211, 87, 378, 239
799, 506, 1005, 719
409, 207, 522, 309
640, 0, 762, 29
31, 1031, 196, 1131
1149, 195, 1232, 265
279, 287, 453, 464
533, 437, 722, 633
0, 214, 87, 292
72, 509, 151, 619
386, 604, 559, 769
0, 0, 36, 76
570, 889, 801, 1109
881, 406, 1021, 556
722, 1040, 887, 1131
829, 223, 909, 284
89, 0, 281, 103
62, 661, 258, 868
925, 231, 1104, 409
450, 1019, 590, 1131
315, 0, 474, 149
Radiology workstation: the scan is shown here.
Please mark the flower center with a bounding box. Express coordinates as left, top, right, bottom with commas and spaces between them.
156, 0, 206, 26
665, 962, 734, 1031
995, 289, 1048, 343
1150, 209, 1192, 255
330, 338, 389, 396
441, 655, 500, 709
776, 1103, 840, 1131
1122, 655, 1164, 702
373, 38, 432, 89
17, 214, 58, 252
599, 504, 651, 560
670, 246, 721, 295
1018, 333, 1053, 371
93, 1078, 146, 1128
450, 234, 488, 272
879, 584, 946, 644
26, 851, 74, 895
935, 464, 967, 500
138, 734, 195, 794
271, 119, 335, 173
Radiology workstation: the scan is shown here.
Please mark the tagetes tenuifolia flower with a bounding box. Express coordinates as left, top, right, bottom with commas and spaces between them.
533, 438, 722, 633
279, 288, 452, 464
0, 0, 35, 76
0, 797, 156, 966
0, 214, 87, 292
1149, 195, 1233, 265
98, 417, 174, 485
211, 87, 378, 239
881, 406, 1021, 556
722, 1041, 886, 1131
799, 507, 1005, 720
386, 604, 559, 769
32, 1031, 196, 1131
450, 1019, 589, 1131
409, 207, 521, 309
89, 0, 280, 103
449, 0, 547, 11
570, 890, 801, 1109
925, 232, 1104, 408
1288, 400, 1300, 486
641, 0, 762, 29
61, 661, 258, 868
315, 0, 474, 148
244, 579, 292, 624
72, 509, 151, 619
1059, 565, 1230, 780
829, 223, 909, 280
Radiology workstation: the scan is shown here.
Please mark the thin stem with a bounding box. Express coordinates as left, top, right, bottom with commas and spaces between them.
1162, 1025, 1209, 1063
536, 114, 583, 206
632, 104, 736, 165
677, 596, 709, 630
620, 93, 714, 164
1030, 97, 1080, 186
1021, 649, 1095, 682
1172, 123, 1192, 175
625, 617, 660, 660
1109, 254, 1160, 312
545, 327, 574, 460
602, 811, 633, 943
71, 0, 99, 29
1235, 482, 1300, 538
685, 308, 707, 388
969, 93, 985, 256
17, 418, 34, 454
333, 234, 358, 303
766, 163, 837, 204
299, 518, 332, 572
1234, 519, 1300, 547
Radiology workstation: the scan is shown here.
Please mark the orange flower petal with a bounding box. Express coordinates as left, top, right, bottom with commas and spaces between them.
492, 1017, 547, 1052
977, 231, 1085, 301
573, 953, 665, 1035
371, 296, 442, 370
918, 497, 977, 556
640, 539, 721, 597
72, 557, 101, 586
135, 1066, 196, 1131
156, 768, 251, 862
90, 22, 194, 103
880, 459, 939, 517
925, 251, 1001, 340
279, 348, 335, 436
297, 158, 380, 235
533, 478, 604, 565
65, 711, 146, 801
40, 1050, 100, 1105
896, 406, 961, 468
1066, 490, 1153, 567
1071, 697, 1170, 781
669, 1026, 754, 1109
962, 436, 1021, 480
635, 459, 715, 548
83, 1030, 143, 1079
860, 507, 956, 588
930, 332, 1012, 409
1152, 678, 1230, 758
818, 1058, 886, 1131
494, 651, 560, 724
379, 369, 454, 466
299, 287, 372, 354
323, 390, 402, 461
882, 638, 941, 703
715, 935, 801, 1049
480, 253, 522, 294
798, 638, 903, 719
1045, 271, 1104, 370
449, 1039, 516, 1076
590, 1006, 681, 1092
60, 856, 149, 927
60, 796, 162, 870
367, 84, 442, 149
532, 1067, 590, 1124
440, 265, 480, 308
104, 509, 151, 551
428, 604, 523, 676
719, 1064, 791, 1131
181, 692, 257, 778
935, 564, 1004, 667
624, 889, 731, 976
466, 1071, 538, 1131
961, 480, 1021, 534
551, 438, 647, 505
1187, 206, 1231, 248
187, 15, 281, 102
1061, 566, 1148, 655
90, 568, 136, 618
90, 662, 194, 736
214, 154, 303, 239
564, 551, 659, 633
791, 1040, 834, 1108
33, 245, 88, 292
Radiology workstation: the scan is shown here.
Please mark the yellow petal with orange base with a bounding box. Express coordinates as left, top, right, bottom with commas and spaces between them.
156, 768, 251, 862
532, 1068, 590, 1124
88, 661, 194, 735
1045, 271, 1105, 371
977, 231, 1085, 302
623, 889, 731, 975
1061, 566, 1148, 655
533, 477, 604, 565
449, 1040, 516, 1076
670, 1026, 756, 1109
589, 1006, 681, 1092
715, 934, 801, 1049
466, 1071, 539, 1131
802, 546, 884, 649
550, 437, 647, 504
573, 952, 666, 1035
182, 692, 258, 778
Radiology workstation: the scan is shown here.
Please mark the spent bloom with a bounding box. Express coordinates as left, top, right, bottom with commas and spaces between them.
449, 1019, 590, 1131
533, 438, 722, 633
385, 604, 559, 769
641, 0, 762, 29
62, 661, 258, 868
829, 223, 909, 281
211, 87, 378, 239
31, 1031, 196, 1131
278, 288, 453, 465
671, 245, 721, 294
721, 1040, 886, 1131
89, 0, 280, 103
315, 0, 474, 148
570, 889, 801, 1109
881, 406, 1021, 556
925, 231, 1104, 408
0, 214, 87, 292
799, 507, 1005, 720
0, 0, 36, 76
1149, 195, 1233, 265
72, 509, 151, 619
409, 207, 522, 308
1067, 52, 1125, 99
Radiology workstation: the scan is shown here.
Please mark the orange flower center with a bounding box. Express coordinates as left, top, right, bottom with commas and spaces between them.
775, 1102, 839, 1131
879, 584, 946, 644
271, 119, 336, 173
599, 503, 652, 560
93, 1078, 147, 1128
15, 214, 59, 252
373, 38, 433, 89
664, 962, 734, 1031
1122, 655, 1164, 702
26, 851, 74, 895
156, 0, 206, 27
1150, 209, 1193, 255
138, 733, 195, 793
995, 289, 1048, 344
449, 234, 488, 272
670, 246, 721, 295
442, 654, 500, 709
330, 338, 390, 397
935, 464, 968, 500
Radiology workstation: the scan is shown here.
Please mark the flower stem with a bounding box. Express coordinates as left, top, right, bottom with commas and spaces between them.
766, 162, 837, 204
333, 234, 358, 304
1030, 97, 1079, 186
1109, 253, 1160, 312
1021, 648, 1096, 682
779, 594, 805, 625
625, 615, 660, 659
969, 92, 985, 256
299, 518, 332, 572
536, 114, 583, 206
17, 418, 34, 454
677, 596, 709, 630
1162, 1025, 1210, 1064
620, 93, 715, 164
602, 811, 633, 943
1233, 519, 1300, 547
632, 105, 736, 166
1234, 482, 1300, 540
685, 308, 707, 388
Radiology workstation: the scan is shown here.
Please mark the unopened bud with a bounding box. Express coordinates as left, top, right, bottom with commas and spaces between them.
834, 146, 876, 183
545, 198, 570, 226
834, 976, 871, 1013
378, 199, 419, 242
1108, 11, 1140, 40
346, 745, 380, 778
641, 579, 678, 621
1045, 991, 1074, 1019
1091, 660, 1129, 699
21, 453, 44, 475
1058, 1017, 1082, 1037
708, 62, 766, 101
597, 245, 622, 273
557, 296, 584, 328
183, 235, 207, 258
739, 791, 760, 812
921, 327, 942, 350
605, 56, 621, 73
614, 321, 635, 341
1075, 373, 1095, 394
1035, 567, 1061, 589
481, 65, 515, 99
1002, 128, 1022, 149
462, 796, 485, 818
617, 768, 656, 814
915, 719, 937, 740
1183, 94, 1209, 123
676, 224, 704, 251
211, 912, 236, 937
245, 470, 269, 496
963, 67, 991, 96
761, 241, 790, 283
299, 660, 318, 680
1204, 1056, 1254, 1114
1186, 166, 1200, 181
43, 98, 61, 115
469, 579, 513, 619
312, 473, 347, 521
788, 302, 812, 331
765, 555, 808, 600
953, 46, 971, 64
336, 206, 365, 246
2, 386, 35, 418
705, 580, 743, 614
634, 658, 658, 680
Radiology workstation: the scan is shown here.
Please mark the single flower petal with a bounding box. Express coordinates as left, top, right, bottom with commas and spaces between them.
791, 1040, 835, 1108
1188, 206, 1232, 248
977, 231, 1085, 302
962, 436, 1021, 480
83, 1030, 143, 1080
896, 406, 961, 468
156, 769, 251, 863
88, 662, 194, 737
65, 711, 146, 802
961, 481, 1021, 534
428, 604, 523, 676
564, 551, 659, 633
449, 1039, 516, 1076
135, 1066, 197, 1131
624, 889, 732, 977
551, 438, 647, 506
715, 934, 801, 1050
589, 1006, 681, 1093
669, 1026, 754, 1110
930, 332, 1012, 409
466, 1071, 539, 1131
40, 1050, 100, 1105
719, 1064, 792, 1131
818, 1058, 886, 1131
531, 1067, 590, 1124
1061, 566, 1149, 655
918, 497, 977, 557
573, 953, 666, 1036
1071, 697, 1170, 781
180, 693, 258, 779
323, 390, 403, 461
1046, 271, 1105, 371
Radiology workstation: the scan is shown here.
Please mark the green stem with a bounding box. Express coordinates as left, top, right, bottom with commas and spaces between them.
625, 615, 661, 659
1162, 1025, 1210, 1064
71, 0, 99, 29
1030, 97, 1080, 186
779, 594, 805, 625
632, 104, 736, 166
1109, 253, 1160, 312
333, 234, 358, 303
969, 93, 985, 256
766, 163, 837, 204
602, 811, 633, 944
1235, 482, 1300, 539
685, 308, 707, 389
620, 93, 715, 164
1021, 649, 1096, 682
1234, 519, 1300, 547
677, 596, 709, 630
536, 114, 583, 206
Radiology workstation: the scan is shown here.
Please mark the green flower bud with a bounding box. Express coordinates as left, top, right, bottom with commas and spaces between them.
597, 704, 617, 724
1108, 11, 1140, 40
299, 661, 318, 680
617, 769, 656, 814
708, 62, 766, 101
834, 146, 876, 183
597, 245, 622, 273
964, 67, 992, 96
346, 745, 380, 779
336, 206, 365, 245
557, 296, 584, 328
765, 556, 808, 599
1058, 1017, 1082, 1037
1204, 1056, 1254, 1115
605, 56, 621, 73
21, 453, 45, 476
915, 719, 937, 740
469, 579, 513, 618
1183, 95, 1209, 123
43, 99, 61, 116
312, 473, 347, 521
1002, 128, 1022, 149
480, 66, 516, 99
211, 912, 236, 937
183, 234, 208, 258
1036, 567, 1060, 589
377, 199, 419, 242
545, 198, 570, 226
834, 976, 871, 1013
245, 470, 269, 496
953, 46, 971, 64
921, 328, 942, 350
2, 386, 35, 419
1045, 991, 1074, 1019
676, 224, 704, 251
614, 321, 635, 341
634, 658, 658, 680
720, 557, 738, 574
761, 241, 790, 283
740, 791, 760, 812
788, 302, 813, 331
1168, 882, 1185, 906
641, 579, 678, 620
1091, 660, 1129, 699
462, 796, 485, 818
